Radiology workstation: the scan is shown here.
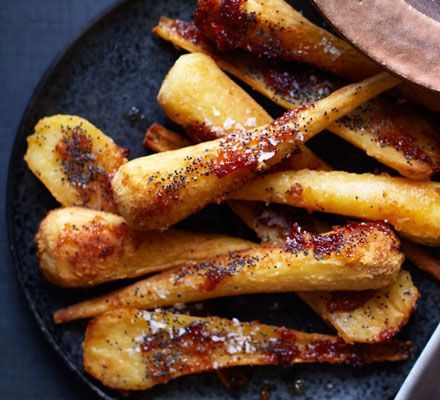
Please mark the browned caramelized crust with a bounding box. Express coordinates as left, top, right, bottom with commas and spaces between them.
128, 124, 421, 343
113, 57, 398, 230
154, 18, 440, 179
83, 309, 411, 390
156, 51, 331, 171
36, 207, 254, 287
54, 221, 403, 323
194, 0, 440, 111
195, 0, 380, 80
25, 115, 127, 213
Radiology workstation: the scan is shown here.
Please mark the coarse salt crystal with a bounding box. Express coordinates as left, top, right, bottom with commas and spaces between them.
258, 151, 275, 163
245, 117, 257, 127
149, 319, 167, 334
223, 117, 236, 130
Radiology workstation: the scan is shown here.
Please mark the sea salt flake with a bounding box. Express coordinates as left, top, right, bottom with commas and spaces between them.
258, 151, 275, 162
149, 319, 167, 334
126, 347, 141, 355
245, 117, 257, 127
223, 117, 236, 130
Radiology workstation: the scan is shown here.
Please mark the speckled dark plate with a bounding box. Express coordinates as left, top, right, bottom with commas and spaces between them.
6, 0, 440, 399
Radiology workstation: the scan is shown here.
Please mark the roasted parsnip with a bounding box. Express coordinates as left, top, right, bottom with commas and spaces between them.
157, 50, 330, 171
54, 222, 403, 323
140, 131, 421, 343
195, 0, 440, 111
402, 240, 440, 281
232, 169, 440, 246
37, 207, 254, 287
25, 115, 127, 213
112, 54, 398, 230
232, 202, 419, 343
144, 123, 191, 152
298, 271, 418, 343
83, 309, 411, 390
154, 17, 440, 179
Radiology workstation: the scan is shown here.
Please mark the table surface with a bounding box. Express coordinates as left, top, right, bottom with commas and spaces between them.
0, 1, 114, 398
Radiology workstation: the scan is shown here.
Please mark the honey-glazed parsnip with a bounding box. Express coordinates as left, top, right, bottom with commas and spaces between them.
232, 169, 440, 246
83, 309, 411, 390
142, 124, 419, 343
25, 115, 127, 213
157, 50, 273, 142
194, 0, 440, 112
195, 0, 379, 80
154, 18, 440, 179
298, 271, 418, 343
402, 240, 440, 281
230, 202, 420, 343
37, 207, 254, 288
54, 222, 403, 323
157, 51, 331, 171
143, 123, 191, 152
113, 55, 399, 230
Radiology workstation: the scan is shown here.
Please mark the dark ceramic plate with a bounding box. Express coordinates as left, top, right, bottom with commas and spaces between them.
6, 0, 440, 399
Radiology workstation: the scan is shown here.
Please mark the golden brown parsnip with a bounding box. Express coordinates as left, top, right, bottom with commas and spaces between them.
83, 309, 411, 390
157, 51, 330, 171
402, 240, 440, 281
143, 123, 191, 152
25, 115, 127, 213
140, 125, 420, 343
141, 118, 421, 343
157, 51, 273, 142
36, 207, 254, 288
194, 0, 440, 111
154, 18, 440, 179
195, 0, 378, 80
298, 271, 419, 343
230, 202, 419, 343
232, 169, 440, 246
54, 222, 403, 323
113, 55, 398, 230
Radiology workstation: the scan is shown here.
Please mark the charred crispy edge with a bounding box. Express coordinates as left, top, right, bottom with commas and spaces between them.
402, 240, 440, 281
83, 309, 411, 390
153, 18, 440, 179
144, 123, 191, 152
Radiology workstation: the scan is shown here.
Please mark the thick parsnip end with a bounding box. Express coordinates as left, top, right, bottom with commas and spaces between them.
25, 115, 127, 213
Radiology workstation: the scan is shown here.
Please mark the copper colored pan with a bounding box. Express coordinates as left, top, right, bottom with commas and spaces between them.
312, 0, 440, 93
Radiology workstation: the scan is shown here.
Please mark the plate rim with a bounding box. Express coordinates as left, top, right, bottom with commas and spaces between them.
5, 1, 131, 398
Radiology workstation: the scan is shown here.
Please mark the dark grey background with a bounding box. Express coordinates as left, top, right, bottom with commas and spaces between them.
0, 1, 115, 398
